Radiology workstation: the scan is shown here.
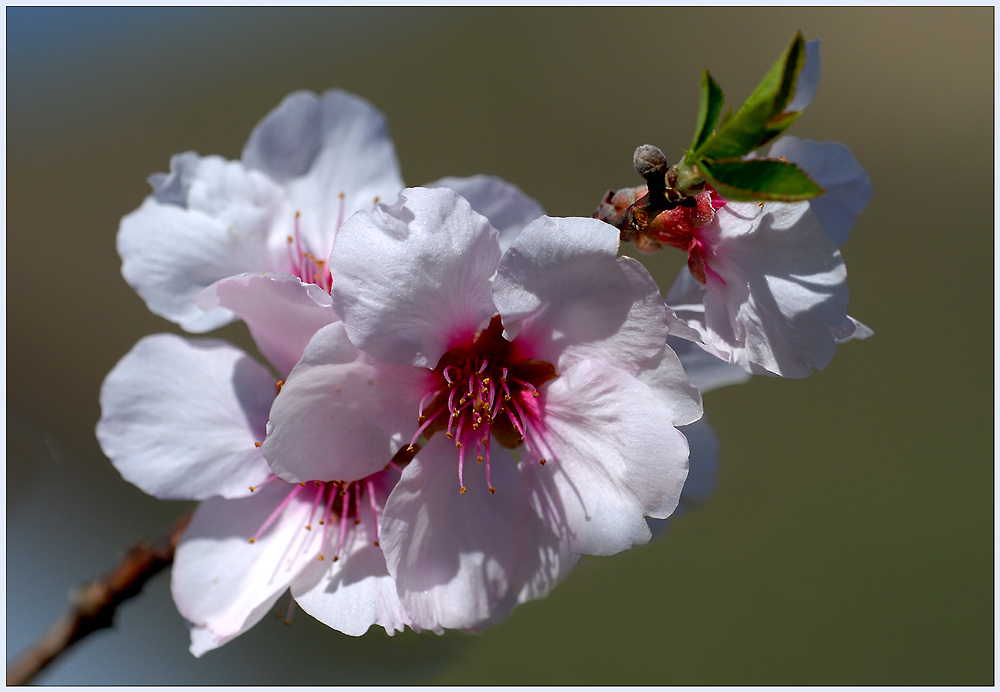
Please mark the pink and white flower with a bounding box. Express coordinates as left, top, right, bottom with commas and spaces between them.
118, 89, 405, 332
96, 283, 408, 654
101, 161, 547, 651
117, 89, 546, 335
649, 39, 871, 379
262, 187, 702, 632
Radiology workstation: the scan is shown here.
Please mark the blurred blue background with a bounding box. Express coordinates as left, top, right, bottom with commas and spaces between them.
7, 7, 993, 684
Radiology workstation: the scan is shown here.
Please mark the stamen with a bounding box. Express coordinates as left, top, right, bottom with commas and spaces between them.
250, 483, 303, 543
249, 473, 280, 493
409, 407, 444, 449
333, 483, 350, 562
304, 482, 323, 530
284, 597, 296, 626
367, 478, 381, 547
484, 443, 495, 494
457, 440, 467, 494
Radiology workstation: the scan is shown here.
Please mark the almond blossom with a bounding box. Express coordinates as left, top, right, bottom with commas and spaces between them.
262, 187, 702, 632
101, 158, 547, 651
655, 130, 873, 378
96, 281, 409, 655
117, 88, 544, 333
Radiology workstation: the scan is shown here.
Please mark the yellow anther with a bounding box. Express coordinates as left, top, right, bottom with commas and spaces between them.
248, 538, 256, 544
459, 486, 467, 494
305, 525, 312, 531
455, 441, 463, 449
373, 540, 380, 547
317, 554, 325, 561
488, 486, 496, 495
254, 441, 262, 448
539, 458, 547, 465
249, 485, 256, 492
477, 456, 483, 463
407, 445, 416, 452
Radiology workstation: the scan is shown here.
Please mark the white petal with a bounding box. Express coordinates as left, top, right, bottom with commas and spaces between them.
494, 216, 670, 374
836, 316, 873, 343
381, 438, 573, 632
426, 175, 545, 253
119, 154, 288, 332
633, 344, 704, 426
330, 187, 500, 368
768, 136, 872, 246
291, 474, 409, 636
698, 201, 851, 378
262, 322, 426, 484
525, 359, 691, 556
96, 334, 273, 500
172, 481, 325, 656
196, 272, 338, 378
786, 39, 821, 113
242, 89, 405, 258
667, 334, 752, 393
647, 416, 719, 539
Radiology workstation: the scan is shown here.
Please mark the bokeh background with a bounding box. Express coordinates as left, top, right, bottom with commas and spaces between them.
6, 7, 993, 685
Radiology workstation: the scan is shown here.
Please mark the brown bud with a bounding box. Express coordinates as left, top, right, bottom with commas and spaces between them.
633, 145, 668, 181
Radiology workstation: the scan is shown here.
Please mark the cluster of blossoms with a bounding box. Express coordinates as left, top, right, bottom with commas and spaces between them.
98, 36, 870, 655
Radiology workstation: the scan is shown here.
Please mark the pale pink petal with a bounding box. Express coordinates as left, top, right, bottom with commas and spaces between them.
96, 334, 273, 500
291, 475, 409, 636
834, 316, 873, 343
262, 322, 427, 483
329, 187, 500, 368
196, 272, 338, 378
494, 216, 670, 374
647, 416, 719, 538
667, 334, 752, 393
695, 201, 851, 378
633, 344, 704, 426
118, 154, 287, 332
172, 481, 325, 656
242, 89, 404, 257
380, 438, 573, 632
426, 175, 545, 252
526, 359, 691, 556
767, 135, 871, 246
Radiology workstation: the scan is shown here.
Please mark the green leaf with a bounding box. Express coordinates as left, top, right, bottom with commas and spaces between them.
690, 70, 725, 152
692, 33, 806, 161
698, 157, 824, 202
737, 32, 805, 122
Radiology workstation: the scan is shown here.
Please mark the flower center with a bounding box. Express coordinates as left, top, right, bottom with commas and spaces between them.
247, 472, 389, 562
407, 315, 557, 494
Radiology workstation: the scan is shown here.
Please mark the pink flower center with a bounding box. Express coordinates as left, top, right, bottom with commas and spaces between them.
247, 471, 394, 562
408, 315, 558, 495
646, 189, 726, 284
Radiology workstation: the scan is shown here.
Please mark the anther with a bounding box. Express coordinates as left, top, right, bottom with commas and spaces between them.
539, 458, 547, 465
489, 486, 496, 494
254, 441, 262, 448
460, 486, 467, 494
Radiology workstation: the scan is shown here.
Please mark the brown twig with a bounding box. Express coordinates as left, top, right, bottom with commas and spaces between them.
6, 511, 192, 686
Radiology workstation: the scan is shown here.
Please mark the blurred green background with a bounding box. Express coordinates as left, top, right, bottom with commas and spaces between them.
7, 7, 993, 685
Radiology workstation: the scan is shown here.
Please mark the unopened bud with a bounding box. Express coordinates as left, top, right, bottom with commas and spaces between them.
633, 145, 668, 180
